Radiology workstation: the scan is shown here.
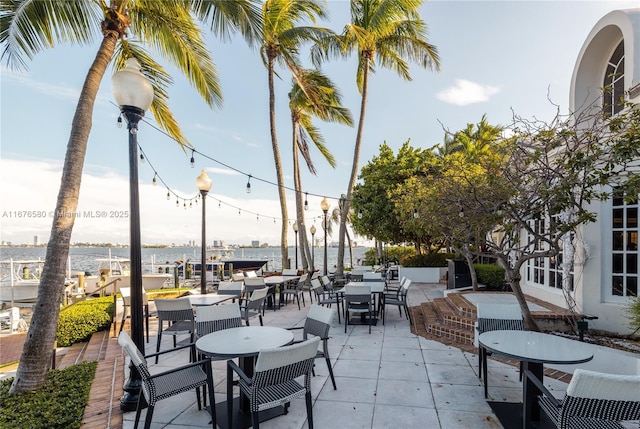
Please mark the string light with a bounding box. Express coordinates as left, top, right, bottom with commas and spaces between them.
152, 174, 157, 186
246, 175, 252, 194
166, 190, 170, 200
304, 193, 309, 210
176, 199, 179, 207
184, 201, 187, 209
139, 153, 145, 163
190, 150, 195, 168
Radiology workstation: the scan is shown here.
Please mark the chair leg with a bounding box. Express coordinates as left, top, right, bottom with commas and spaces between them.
143, 404, 154, 429
155, 329, 162, 364
134, 395, 143, 429
483, 351, 489, 398
325, 356, 337, 390
305, 391, 314, 429
251, 411, 260, 429
259, 314, 263, 326
296, 295, 301, 310
478, 347, 483, 379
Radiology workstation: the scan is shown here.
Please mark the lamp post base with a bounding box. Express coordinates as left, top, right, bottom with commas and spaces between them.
120, 365, 147, 411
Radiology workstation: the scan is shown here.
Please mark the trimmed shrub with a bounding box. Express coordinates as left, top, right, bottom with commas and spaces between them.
628, 297, 640, 334
363, 246, 415, 266
474, 264, 506, 290
401, 252, 457, 267
56, 297, 114, 347
0, 361, 97, 429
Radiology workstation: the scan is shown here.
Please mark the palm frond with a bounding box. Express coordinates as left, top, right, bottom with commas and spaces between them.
1, 0, 100, 71
130, 0, 222, 108
192, 0, 263, 47
115, 41, 190, 148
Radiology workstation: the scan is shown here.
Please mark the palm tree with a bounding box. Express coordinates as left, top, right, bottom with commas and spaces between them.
312, 0, 440, 278
1, 0, 261, 394
259, 0, 333, 269
289, 69, 353, 272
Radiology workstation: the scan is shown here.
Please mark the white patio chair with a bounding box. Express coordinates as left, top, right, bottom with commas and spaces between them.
526, 368, 640, 429
476, 302, 525, 397
118, 331, 216, 429
226, 337, 321, 429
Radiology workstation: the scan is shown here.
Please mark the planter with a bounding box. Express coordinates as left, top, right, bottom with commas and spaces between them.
398, 266, 446, 283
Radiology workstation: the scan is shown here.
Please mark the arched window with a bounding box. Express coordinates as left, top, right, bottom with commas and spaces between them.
603, 40, 625, 117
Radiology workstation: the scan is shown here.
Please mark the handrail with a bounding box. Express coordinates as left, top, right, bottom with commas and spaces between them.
61, 278, 122, 313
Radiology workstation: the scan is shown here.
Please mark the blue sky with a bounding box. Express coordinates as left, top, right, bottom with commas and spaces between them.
1, 0, 637, 247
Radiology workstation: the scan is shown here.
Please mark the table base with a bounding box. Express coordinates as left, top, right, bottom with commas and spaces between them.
209, 398, 286, 429
488, 401, 554, 429
347, 316, 379, 326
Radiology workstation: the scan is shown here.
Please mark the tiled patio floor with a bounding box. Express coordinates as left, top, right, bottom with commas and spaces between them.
115, 283, 575, 429
0, 283, 580, 428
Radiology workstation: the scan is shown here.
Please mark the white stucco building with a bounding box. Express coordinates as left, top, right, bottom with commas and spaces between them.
520, 9, 640, 335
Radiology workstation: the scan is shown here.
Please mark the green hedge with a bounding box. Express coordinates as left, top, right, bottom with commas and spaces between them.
400, 252, 458, 267
0, 361, 97, 429
474, 264, 506, 290
56, 297, 114, 347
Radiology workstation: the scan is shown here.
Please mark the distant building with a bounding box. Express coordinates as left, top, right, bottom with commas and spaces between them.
251, 240, 260, 247
33, 235, 39, 246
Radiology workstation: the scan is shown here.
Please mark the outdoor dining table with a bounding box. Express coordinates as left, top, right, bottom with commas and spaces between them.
264, 275, 300, 308
478, 330, 594, 429
188, 294, 236, 306
195, 325, 294, 429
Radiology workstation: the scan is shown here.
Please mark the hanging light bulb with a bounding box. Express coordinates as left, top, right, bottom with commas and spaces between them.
304, 193, 309, 210
273, 218, 276, 224
176, 199, 179, 207
139, 153, 145, 163
238, 209, 241, 216
218, 201, 221, 208
190, 150, 195, 168
152, 174, 157, 186
189, 201, 192, 208
166, 190, 170, 200
117, 115, 123, 128
246, 175, 252, 194
184, 201, 187, 209
256, 215, 259, 221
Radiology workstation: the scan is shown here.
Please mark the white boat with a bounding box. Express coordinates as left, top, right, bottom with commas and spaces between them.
0, 259, 44, 304
82, 257, 173, 296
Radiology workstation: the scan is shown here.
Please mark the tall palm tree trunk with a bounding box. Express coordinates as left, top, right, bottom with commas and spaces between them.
10, 33, 118, 394
268, 57, 289, 268
337, 63, 370, 277
292, 123, 310, 271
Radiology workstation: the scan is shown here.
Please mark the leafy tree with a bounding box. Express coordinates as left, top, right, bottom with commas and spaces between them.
312, 0, 440, 278
1, 0, 261, 394
436, 102, 640, 330
258, 0, 333, 268
288, 69, 353, 272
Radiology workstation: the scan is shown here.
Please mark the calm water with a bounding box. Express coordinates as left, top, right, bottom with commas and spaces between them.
0, 246, 369, 274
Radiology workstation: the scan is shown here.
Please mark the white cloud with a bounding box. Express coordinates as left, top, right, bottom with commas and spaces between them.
0, 158, 337, 246
436, 79, 501, 106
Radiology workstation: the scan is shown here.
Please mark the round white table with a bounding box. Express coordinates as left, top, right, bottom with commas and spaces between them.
479, 330, 593, 429
196, 326, 294, 429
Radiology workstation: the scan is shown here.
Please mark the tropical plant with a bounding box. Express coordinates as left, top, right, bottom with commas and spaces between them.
258, 0, 334, 268
312, 0, 440, 278
1, 0, 261, 394
289, 69, 353, 272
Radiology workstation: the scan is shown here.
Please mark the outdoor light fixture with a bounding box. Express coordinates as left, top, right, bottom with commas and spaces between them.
190, 150, 195, 168
304, 193, 309, 210
246, 175, 252, 194
111, 57, 153, 412
292, 220, 299, 270
310, 224, 316, 272
196, 169, 213, 295
321, 197, 330, 276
